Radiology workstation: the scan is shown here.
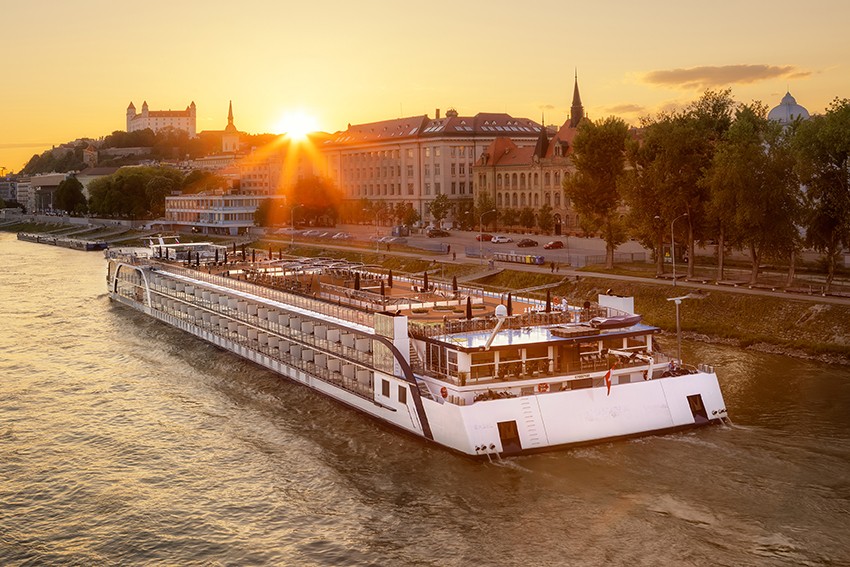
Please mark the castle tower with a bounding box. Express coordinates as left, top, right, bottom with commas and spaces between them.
126, 102, 136, 132
569, 71, 585, 128
141, 101, 149, 118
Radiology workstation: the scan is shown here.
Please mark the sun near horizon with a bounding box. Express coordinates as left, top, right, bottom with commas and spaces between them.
275, 110, 319, 140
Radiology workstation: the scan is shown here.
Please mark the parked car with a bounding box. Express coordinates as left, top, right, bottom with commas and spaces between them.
544, 241, 564, 249
332, 232, 353, 240
476, 233, 493, 241
427, 228, 450, 238
388, 237, 408, 245
303, 230, 320, 237
517, 239, 538, 248
491, 235, 512, 243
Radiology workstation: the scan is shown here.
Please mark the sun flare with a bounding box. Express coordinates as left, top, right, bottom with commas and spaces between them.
276, 110, 318, 140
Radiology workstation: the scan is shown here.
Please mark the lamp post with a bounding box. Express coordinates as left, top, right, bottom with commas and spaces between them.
479, 208, 495, 265
666, 291, 707, 366
671, 213, 688, 287
290, 204, 303, 249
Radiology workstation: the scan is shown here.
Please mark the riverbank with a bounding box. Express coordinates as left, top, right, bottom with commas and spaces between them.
469, 270, 850, 365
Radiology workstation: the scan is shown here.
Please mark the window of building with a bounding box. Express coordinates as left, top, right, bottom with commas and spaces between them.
555, 192, 561, 206
554, 172, 560, 186
520, 173, 526, 187
512, 193, 518, 206
407, 149, 413, 159
459, 163, 465, 175
497, 174, 502, 186
520, 193, 526, 206
407, 165, 413, 177
425, 147, 431, 158
460, 181, 466, 194
451, 182, 456, 194
497, 193, 502, 206
408, 183, 414, 195
435, 164, 440, 175
435, 182, 441, 194
459, 147, 466, 158
545, 192, 550, 206
545, 172, 550, 186
450, 146, 457, 157
534, 173, 539, 187
534, 194, 539, 206
398, 385, 407, 404
435, 147, 441, 157
382, 379, 390, 397
424, 166, 430, 177
425, 183, 431, 195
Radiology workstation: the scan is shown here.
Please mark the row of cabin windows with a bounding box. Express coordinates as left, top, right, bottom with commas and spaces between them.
381, 379, 408, 404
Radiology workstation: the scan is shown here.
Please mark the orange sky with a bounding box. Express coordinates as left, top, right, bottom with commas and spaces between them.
1, 0, 847, 175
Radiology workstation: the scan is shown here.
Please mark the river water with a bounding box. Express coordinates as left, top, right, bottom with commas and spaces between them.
1, 232, 849, 567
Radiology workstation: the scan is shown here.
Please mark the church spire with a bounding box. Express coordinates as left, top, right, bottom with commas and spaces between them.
227, 100, 234, 126
570, 70, 585, 128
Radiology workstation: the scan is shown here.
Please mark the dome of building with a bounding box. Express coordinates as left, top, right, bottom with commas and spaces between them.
768, 91, 809, 126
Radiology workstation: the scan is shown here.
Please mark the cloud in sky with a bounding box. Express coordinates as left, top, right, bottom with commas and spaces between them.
601, 103, 647, 116
641, 64, 812, 90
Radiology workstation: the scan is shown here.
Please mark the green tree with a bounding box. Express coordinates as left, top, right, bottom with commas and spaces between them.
54, 177, 87, 214
475, 191, 496, 230
563, 116, 631, 269
402, 206, 421, 226
703, 102, 800, 284
625, 89, 735, 277
88, 166, 183, 218
429, 193, 451, 225
145, 175, 176, 218
288, 176, 343, 226
537, 203, 554, 233
501, 208, 518, 227
519, 206, 536, 230
793, 98, 850, 290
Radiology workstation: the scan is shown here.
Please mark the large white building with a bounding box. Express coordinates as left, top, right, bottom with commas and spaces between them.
317, 109, 543, 223
127, 101, 197, 138
768, 91, 809, 127
164, 193, 286, 236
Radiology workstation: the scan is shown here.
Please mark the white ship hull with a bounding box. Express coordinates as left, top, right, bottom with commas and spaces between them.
107, 254, 728, 458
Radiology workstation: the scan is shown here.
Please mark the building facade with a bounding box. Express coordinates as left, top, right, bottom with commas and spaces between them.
473, 75, 587, 235
318, 109, 543, 224
164, 193, 286, 235
127, 101, 197, 137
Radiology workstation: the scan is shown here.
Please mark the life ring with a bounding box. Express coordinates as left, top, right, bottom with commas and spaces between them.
440, 386, 448, 399
538, 383, 549, 393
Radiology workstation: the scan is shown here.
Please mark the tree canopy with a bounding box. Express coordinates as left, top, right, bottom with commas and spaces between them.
54, 176, 87, 214
88, 166, 184, 218
563, 115, 631, 268
793, 97, 850, 289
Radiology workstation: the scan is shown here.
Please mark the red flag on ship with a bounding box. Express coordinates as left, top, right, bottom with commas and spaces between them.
605, 362, 619, 396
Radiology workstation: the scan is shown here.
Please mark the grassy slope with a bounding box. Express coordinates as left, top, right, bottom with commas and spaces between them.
473, 270, 850, 362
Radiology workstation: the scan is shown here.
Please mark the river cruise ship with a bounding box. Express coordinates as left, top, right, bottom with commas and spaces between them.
106, 244, 728, 458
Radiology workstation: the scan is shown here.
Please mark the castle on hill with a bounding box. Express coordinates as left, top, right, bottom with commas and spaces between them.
126, 100, 197, 138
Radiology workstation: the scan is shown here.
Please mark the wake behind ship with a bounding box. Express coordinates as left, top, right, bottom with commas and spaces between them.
106, 242, 728, 458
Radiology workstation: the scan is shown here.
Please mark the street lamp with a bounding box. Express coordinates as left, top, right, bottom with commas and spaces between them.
666, 291, 707, 366
671, 213, 688, 287
291, 204, 303, 249
479, 208, 495, 265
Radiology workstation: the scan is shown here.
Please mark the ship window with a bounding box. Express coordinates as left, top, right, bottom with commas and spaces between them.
382, 379, 390, 397
398, 385, 407, 404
